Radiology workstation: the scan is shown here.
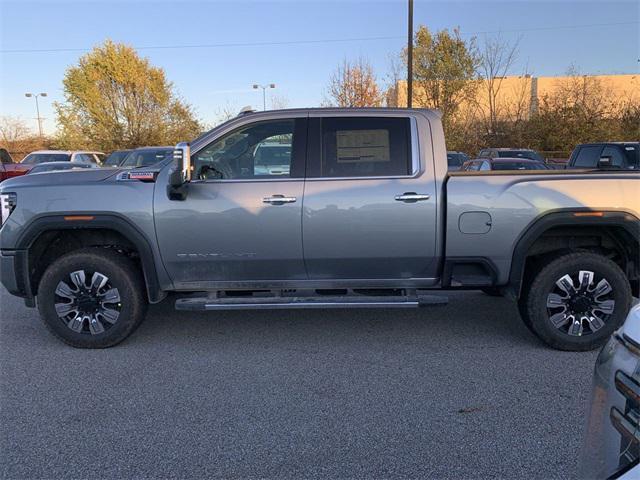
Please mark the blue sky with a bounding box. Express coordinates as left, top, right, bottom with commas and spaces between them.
1, 0, 638, 134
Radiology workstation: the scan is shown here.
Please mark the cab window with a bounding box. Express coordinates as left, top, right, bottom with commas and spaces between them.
193, 119, 303, 180
311, 117, 411, 178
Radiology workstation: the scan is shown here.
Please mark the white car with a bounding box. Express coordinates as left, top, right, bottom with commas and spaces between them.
20, 150, 105, 166
581, 303, 640, 479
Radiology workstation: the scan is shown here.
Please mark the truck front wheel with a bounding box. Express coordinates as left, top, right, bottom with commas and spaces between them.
521, 252, 632, 351
37, 248, 147, 348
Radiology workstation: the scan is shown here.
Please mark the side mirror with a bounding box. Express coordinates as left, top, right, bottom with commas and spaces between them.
597, 155, 614, 169
167, 142, 191, 200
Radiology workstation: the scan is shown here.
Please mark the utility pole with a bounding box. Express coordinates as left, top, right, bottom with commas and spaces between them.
25, 92, 47, 138
252, 83, 276, 111
407, 0, 414, 108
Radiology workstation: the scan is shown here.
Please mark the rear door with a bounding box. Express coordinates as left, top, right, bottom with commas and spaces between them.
302, 113, 438, 280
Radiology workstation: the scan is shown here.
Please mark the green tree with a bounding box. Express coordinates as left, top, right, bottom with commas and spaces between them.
407, 26, 479, 126
55, 40, 202, 151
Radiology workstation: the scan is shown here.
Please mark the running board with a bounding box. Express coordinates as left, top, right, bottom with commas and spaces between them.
175, 294, 448, 311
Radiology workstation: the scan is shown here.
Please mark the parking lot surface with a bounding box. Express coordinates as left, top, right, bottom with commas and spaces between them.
1, 287, 598, 479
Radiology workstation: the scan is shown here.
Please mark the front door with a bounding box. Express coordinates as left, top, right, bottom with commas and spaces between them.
154, 117, 308, 287
302, 115, 438, 280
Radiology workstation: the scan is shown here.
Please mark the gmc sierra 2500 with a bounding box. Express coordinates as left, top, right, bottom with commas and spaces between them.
0, 108, 638, 350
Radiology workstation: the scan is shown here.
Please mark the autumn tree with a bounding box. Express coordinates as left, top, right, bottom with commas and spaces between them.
55, 40, 202, 151
408, 26, 479, 125
325, 58, 383, 107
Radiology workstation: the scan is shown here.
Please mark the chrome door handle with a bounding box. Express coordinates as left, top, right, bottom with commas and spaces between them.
263, 195, 297, 204
395, 193, 431, 202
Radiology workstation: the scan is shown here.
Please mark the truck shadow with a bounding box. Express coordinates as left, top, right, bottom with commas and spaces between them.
134, 290, 543, 351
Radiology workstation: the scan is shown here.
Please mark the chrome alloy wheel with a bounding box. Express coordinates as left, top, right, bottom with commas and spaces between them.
546, 270, 615, 337
54, 270, 122, 335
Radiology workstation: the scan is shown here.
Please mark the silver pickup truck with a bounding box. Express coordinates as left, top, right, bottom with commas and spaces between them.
0, 108, 638, 350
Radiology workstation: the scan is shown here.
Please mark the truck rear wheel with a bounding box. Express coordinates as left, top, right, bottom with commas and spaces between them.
38, 248, 147, 348
521, 252, 632, 351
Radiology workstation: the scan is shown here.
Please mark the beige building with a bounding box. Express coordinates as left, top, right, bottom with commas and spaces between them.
391, 73, 639, 119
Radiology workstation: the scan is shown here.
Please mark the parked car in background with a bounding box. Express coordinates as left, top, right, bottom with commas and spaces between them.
103, 149, 132, 167
567, 142, 639, 170
461, 157, 549, 171
580, 303, 640, 479
27, 162, 95, 175
254, 142, 292, 176
0, 149, 22, 183
21, 150, 105, 166
0, 148, 13, 164
446, 151, 469, 171
478, 148, 546, 163
120, 146, 173, 168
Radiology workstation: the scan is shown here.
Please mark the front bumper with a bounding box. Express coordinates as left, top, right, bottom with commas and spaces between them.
580, 333, 640, 479
0, 249, 33, 304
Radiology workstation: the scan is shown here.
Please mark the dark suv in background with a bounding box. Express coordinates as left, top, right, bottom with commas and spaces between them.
478, 148, 546, 163
567, 142, 639, 170
446, 151, 469, 171
461, 157, 548, 171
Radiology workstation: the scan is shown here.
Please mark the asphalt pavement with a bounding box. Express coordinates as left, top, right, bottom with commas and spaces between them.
0, 287, 598, 479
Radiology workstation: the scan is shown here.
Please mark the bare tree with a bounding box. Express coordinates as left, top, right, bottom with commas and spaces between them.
478, 34, 520, 136
325, 57, 383, 107
212, 102, 239, 126
0, 116, 45, 160
270, 94, 290, 110
383, 54, 404, 107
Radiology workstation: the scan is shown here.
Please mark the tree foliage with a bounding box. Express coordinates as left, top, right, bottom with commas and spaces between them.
408, 26, 479, 124
325, 58, 383, 107
55, 40, 202, 151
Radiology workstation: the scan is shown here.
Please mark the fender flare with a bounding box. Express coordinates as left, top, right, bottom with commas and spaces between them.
509, 209, 640, 297
16, 213, 165, 303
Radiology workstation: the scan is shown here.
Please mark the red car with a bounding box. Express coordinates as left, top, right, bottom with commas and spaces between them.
0, 148, 31, 182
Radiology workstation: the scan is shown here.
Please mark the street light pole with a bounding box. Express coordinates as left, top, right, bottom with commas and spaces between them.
252, 83, 276, 111
407, 0, 414, 108
25, 92, 47, 138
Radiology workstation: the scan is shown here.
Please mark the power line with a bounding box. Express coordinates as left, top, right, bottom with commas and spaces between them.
461, 20, 639, 36
0, 35, 403, 54
0, 21, 637, 54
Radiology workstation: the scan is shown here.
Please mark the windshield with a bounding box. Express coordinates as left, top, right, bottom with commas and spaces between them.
121, 149, 173, 168
21, 153, 71, 164
104, 151, 130, 166
492, 161, 546, 170
497, 150, 543, 161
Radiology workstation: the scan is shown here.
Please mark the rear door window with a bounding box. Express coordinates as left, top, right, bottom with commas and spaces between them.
312, 117, 411, 178
572, 146, 603, 167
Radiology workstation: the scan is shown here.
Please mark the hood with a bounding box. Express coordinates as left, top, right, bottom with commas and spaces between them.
620, 303, 640, 345
0, 167, 120, 190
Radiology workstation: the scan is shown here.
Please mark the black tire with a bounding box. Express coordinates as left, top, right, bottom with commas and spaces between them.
38, 248, 147, 348
523, 252, 632, 351
481, 287, 503, 297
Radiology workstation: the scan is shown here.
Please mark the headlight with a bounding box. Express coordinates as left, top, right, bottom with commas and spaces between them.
0, 192, 17, 225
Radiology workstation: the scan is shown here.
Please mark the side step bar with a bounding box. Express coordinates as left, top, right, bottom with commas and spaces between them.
175, 294, 448, 311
